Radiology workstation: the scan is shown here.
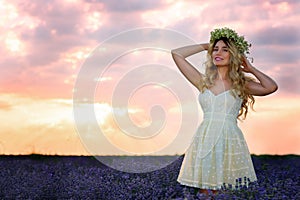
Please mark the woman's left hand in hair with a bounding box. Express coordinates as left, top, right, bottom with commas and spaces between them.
241, 55, 278, 96
241, 55, 254, 73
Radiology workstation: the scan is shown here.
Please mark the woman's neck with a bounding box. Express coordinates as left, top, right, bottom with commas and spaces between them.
216, 66, 229, 80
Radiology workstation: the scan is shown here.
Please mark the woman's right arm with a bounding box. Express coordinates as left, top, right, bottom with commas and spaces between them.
171, 43, 208, 89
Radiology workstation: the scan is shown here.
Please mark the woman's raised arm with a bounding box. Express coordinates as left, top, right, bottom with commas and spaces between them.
242, 56, 278, 96
171, 43, 208, 89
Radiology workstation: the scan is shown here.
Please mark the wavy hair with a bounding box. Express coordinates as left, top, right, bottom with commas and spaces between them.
199, 37, 255, 119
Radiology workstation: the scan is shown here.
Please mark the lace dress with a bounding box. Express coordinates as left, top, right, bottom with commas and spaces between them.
177, 89, 257, 190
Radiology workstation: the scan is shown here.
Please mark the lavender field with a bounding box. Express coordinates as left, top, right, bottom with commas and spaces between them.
0, 154, 299, 199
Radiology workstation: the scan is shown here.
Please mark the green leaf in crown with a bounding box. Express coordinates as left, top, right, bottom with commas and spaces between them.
210, 27, 251, 54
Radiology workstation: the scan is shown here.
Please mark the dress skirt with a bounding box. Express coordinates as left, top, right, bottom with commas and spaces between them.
177, 113, 257, 190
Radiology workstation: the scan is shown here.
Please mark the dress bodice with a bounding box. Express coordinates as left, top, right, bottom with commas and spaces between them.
199, 89, 242, 120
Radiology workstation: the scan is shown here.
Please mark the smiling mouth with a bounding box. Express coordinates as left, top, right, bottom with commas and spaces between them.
215, 57, 223, 61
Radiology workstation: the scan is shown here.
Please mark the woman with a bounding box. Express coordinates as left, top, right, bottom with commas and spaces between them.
171, 27, 277, 195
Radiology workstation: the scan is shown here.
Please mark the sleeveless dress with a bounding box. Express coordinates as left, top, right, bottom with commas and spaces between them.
177, 89, 257, 190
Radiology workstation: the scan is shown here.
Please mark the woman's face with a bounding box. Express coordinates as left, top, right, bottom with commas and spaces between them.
212, 40, 230, 67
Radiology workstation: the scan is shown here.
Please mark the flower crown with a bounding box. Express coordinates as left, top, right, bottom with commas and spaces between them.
210, 27, 251, 54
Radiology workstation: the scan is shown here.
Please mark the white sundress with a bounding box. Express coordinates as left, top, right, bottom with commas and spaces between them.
177, 89, 257, 190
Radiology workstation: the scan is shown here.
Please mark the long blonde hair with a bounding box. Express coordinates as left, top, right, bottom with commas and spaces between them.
199, 37, 255, 119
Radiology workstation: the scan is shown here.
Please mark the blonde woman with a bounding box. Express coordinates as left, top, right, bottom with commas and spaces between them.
171, 28, 278, 195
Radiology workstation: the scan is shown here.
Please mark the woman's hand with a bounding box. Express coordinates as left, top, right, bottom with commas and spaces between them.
241, 55, 255, 73
242, 55, 278, 96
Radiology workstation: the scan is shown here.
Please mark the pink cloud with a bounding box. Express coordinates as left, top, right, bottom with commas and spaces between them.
0, 101, 12, 111
1, 0, 299, 98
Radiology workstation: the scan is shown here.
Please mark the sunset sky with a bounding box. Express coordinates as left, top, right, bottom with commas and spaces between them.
1, 0, 299, 155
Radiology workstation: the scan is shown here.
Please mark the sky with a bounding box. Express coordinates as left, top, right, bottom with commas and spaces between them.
0, 0, 300, 155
